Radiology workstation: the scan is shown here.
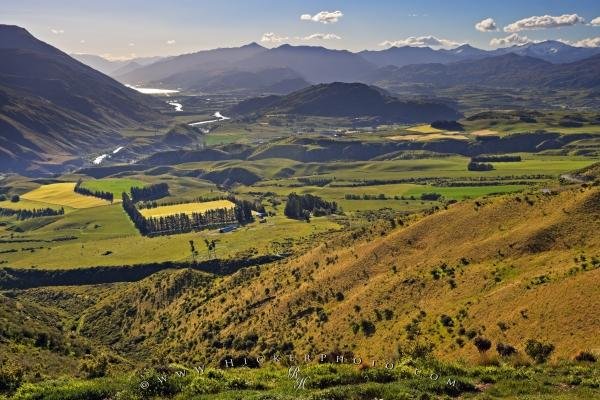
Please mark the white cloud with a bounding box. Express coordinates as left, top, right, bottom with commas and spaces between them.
79, 39, 85, 44
300, 10, 343, 24
50, 28, 64, 34
128, 42, 135, 47
504, 14, 584, 32
475, 17, 497, 32
166, 40, 176, 45
560, 37, 600, 48
300, 33, 341, 41
590, 17, 600, 26
261, 32, 289, 43
490, 33, 533, 47
379, 35, 461, 49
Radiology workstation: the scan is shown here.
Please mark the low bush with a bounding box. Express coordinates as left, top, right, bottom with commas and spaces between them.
525, 339, 554, 363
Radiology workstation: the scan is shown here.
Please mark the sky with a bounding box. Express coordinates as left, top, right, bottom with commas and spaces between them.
3, 0, 600, 59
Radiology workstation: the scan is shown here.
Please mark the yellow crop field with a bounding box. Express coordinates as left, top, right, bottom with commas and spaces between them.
139, 200, 236, 218
21, 182, 110, 209
406, 124, 442, 133
390, 133, 469, 141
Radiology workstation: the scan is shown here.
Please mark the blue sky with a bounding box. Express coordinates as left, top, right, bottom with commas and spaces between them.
3, 0, 600, 59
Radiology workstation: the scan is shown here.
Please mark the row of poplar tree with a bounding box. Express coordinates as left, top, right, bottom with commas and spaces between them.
121, 193, 258, 236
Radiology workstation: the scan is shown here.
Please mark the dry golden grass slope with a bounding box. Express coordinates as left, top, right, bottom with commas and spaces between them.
71, 183, 600, 366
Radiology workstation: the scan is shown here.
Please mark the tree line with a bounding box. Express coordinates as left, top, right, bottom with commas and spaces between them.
74, 179, 114, 202
130, 183, 169, 202
467, 161, 494, 171
0, 207, 64, 220
471, 155, 521, 163
145, 208, 239, 235
121, 193, 258, 236
284, 193, 339, 221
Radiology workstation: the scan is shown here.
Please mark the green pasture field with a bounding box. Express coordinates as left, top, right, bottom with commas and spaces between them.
0, 208, 340, 269
171, 155, 588, 184
236, 182, 528, 212
1, 148, 597, 270
80, 178, 147, 198
0, 198, 70, 211
241, 155, 594, 183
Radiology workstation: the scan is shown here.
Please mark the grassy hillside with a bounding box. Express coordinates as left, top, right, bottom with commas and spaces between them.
0, 170, 598, 398
60, 182, 599, 365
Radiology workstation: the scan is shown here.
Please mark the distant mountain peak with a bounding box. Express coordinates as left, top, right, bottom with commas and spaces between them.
0, 24, 52, 53
243, 42, 264, 49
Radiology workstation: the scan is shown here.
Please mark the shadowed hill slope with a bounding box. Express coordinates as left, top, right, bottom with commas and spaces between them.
0, 25, 164, 173
232, 82, 461, 123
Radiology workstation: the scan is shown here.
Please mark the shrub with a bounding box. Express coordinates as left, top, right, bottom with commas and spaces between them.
474, 337, 492, 353
524, 339, 554, 363
468, 162, 494, 171
496, 343, 517, 357
383, 309, 394, 320
575, 351, 597, 363
185, 376, 223, 395
12, 378, 116, 400
440, 314, 454, 327
80, 354, 109, 378
360, 320, 376, 337
0, 360, 23, 393
421, 193, 443, 201
10, 195, 20, 203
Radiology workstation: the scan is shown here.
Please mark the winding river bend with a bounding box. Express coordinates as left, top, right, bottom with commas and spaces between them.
188, 112, 230, 126
93, 146, 126, 165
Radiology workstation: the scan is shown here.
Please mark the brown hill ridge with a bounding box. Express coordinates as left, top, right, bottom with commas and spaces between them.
68, 182, 599, 365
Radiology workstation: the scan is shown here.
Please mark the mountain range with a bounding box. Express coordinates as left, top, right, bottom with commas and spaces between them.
107, 40, 600, 93
70, 53, 166, 75
0, 25, 163, 173
366, 53, 600, 89
114, 43, 373, 93
359, 40, 600, 67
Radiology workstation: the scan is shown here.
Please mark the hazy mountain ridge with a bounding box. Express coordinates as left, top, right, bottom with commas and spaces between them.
71, 53, 165, 75
116, 42, 268, 85
361, 41, 600, 67
116, 43, 375, 93
115, 40, 600, 92
367, 53, 600, 89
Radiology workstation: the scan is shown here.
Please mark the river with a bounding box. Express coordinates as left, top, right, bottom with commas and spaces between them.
188, 112, 230, 126
93, 146, 126, 165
